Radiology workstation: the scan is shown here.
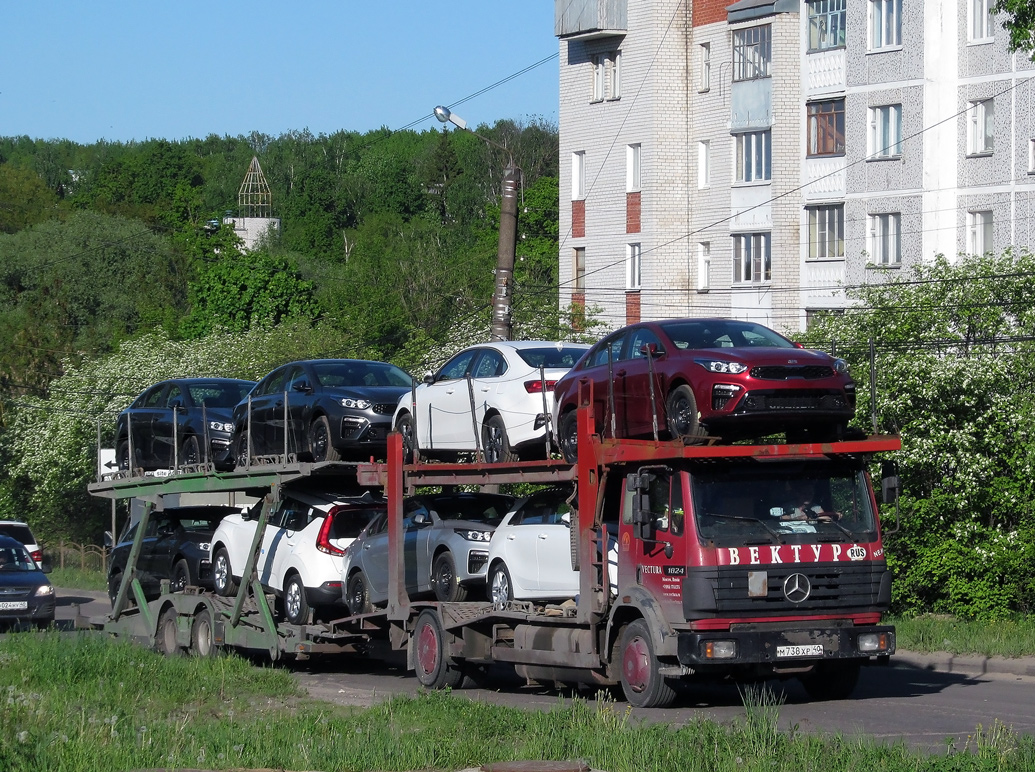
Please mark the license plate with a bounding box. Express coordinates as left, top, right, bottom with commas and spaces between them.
0, 601, 28, 611
776, 644, 824, 658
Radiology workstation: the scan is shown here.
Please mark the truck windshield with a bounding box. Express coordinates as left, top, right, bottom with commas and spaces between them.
689, 461, 878, 546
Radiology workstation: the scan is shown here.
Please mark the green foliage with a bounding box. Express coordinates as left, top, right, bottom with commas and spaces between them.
993, 1, 1035, 60
0, 164, 61, 233
802, 251, 1035, 619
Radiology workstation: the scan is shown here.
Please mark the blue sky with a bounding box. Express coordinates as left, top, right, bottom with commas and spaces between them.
1, 1, 560, 144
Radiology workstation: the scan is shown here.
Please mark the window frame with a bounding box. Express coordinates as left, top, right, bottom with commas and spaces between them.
626, 243, 641, 291
869, 212, 902, 266
698, 140, 711, 188
732, 232, 771, 284
807, 0, 846, 52
573, 247, 586, 292
967, 99, 994, 155
697, 242, 711, 292
869, 0, 902, 50
868, 104, 903, 159
626, 144, 641, 192
733, 24, 772, 82
571, 151, 585, 200
699, 42, 711, 92
967, 210, 993, 255
734, 130, 772, 182
806, 204, 845, 259
807, 99, 846, 158
969, 0, 994, 42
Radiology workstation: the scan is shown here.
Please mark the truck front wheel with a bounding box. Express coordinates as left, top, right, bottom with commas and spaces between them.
617, 619, 676, 708
413, 609, 463, 689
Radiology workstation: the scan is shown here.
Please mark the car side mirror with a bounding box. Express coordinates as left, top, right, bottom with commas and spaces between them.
640, 343, 664, 358
39, 561, 53, 574
292, 380, 312, 393
413, 512, 428, 525
103, 531, 113, 549
422, 372, 434, 385
168, 398, 184, 409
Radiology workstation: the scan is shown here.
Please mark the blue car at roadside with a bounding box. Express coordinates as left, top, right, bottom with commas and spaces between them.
0, 534, 55, 630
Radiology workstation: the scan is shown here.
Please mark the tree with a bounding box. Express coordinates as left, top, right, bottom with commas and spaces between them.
993, 1, 1035, 60
0, 164, 61, 233
802, 251, 1035, 619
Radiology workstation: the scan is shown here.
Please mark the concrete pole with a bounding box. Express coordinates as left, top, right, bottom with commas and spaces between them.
491, 163, 519, 342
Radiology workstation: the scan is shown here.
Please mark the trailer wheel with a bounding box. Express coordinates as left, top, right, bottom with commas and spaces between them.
157, 607, 183, 657
346, 571, 373, 615
618, 619, 676, 708
558, 410, 579, 463
171, 559, 191, 593
665, 385, 700, 440
308, 415, 341, 463
213, 547, 237, 597
800, 661, 861, 701
413, 609, 463, 689
284, 573, 311, 624
190, 608, 218, 658
432, 552, 467, 602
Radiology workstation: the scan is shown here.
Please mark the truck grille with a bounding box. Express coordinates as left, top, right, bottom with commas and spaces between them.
710, 562, 887, 615
750, 365, 833, 380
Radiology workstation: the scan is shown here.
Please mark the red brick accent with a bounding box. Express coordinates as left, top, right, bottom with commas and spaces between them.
693, 0, 727, 26
625, 291, 641, 324
572, 200, 585, 238
626, 192, 641, 233
571, 292, 586, 331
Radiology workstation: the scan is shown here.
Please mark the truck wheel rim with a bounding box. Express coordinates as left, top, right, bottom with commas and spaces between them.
417, 621, 438, 675
622, 635, 650, 693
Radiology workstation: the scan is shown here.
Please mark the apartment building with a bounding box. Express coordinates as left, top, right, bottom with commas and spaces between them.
555, 0, 1035, 333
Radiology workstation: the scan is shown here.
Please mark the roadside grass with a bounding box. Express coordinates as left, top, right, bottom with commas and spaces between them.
890, 614, 1035, 658
49, 566, 107, 592
2, 632, 1034, 772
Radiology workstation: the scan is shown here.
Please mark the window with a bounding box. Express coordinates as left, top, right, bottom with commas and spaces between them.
571, 151, 585, 199
733, 233, 771, 283
968, 210, 993, 255
626, 144, 641, 192
592, 51, 621, 101
970, 0, 993, 41
807, 205, 844, 258
1029, 139, 1035, 173
698, 140, 710, 188
868, 105, 902, 158
967, 100, 994, 154
574, 247, 586, 291
699, 42, 711, 91
733, 25, 771, 81
626, 244, 641, 290
869, 0, 902, 49
697, 242, 711, 292
735, 130, 771, 182
869, 213, 901, 265
807, 99, 846, 157
808, 0, 846, 52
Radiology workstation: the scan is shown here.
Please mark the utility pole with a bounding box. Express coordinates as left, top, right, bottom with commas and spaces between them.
434, 106, 518, 341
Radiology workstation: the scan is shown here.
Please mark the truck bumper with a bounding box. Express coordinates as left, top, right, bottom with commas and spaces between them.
676, 624, 895, 668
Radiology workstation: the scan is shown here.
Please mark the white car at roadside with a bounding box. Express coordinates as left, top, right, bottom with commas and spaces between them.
393, 340, 589, 463
484, 488, 618, 603
210, 489, 383, 624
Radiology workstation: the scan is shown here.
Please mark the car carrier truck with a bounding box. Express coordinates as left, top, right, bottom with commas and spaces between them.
84, 397, 900, 708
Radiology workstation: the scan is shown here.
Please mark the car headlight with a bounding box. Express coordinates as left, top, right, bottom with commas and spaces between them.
695, 358, 749, 375
35, 584, 54, 597
458, 530, 493, 542
341, 398, 372, 410
198, 542, 211, 554
209, 420, 234, 433
833, 358, 850, 374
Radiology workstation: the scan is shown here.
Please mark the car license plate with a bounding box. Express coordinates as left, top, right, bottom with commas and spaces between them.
776, 644, 823, 658
0, 601, 28, 611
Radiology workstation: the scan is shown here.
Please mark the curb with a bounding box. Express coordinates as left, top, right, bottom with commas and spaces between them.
891, 650, 1035, 678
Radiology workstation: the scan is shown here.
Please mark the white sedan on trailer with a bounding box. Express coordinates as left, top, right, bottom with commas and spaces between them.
485, 488, 618, 603
393, 341, 589, 463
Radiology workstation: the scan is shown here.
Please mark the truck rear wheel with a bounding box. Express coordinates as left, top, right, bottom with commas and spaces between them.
800, 661, 861, 701
156, 607, 183, 658
190, 608, 218, 658
413, 609, 463, 689
618, 619, 676, 708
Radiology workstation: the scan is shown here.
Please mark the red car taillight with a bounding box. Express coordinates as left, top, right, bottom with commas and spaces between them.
30, 550, 43, 564
524, 380, 558, 394
315, 509, 346, 556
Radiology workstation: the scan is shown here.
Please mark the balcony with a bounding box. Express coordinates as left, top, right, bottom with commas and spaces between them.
555, 0, 627, 39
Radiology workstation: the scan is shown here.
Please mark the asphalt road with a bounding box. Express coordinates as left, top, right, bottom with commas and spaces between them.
52, 589, 1035, 752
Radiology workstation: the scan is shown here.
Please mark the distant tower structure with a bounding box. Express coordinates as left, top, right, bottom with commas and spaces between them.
223, 156, 281, 251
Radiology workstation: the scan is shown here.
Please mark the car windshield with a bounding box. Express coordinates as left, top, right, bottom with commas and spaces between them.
690, 461, 878, 546
312, 362, 412, 388
0, 544, 37, 571
188, 382, 253, 409
0, 524, 35, 544
515, 346, 589, 369
418, 495, 515, 526
661, 320, 795, 350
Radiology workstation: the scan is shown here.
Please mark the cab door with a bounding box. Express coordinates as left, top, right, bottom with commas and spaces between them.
622, 468, 688, 616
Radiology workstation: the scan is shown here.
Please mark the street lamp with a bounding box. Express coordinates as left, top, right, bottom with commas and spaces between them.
434, 105, 519, 342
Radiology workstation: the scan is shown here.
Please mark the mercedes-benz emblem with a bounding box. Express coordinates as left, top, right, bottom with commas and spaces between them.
783, 573, 811, 603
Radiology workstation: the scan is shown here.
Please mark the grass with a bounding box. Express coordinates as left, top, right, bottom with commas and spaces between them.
1, 632, 1034, 772
49, 566, 107, 592
890, 614, 1035, 658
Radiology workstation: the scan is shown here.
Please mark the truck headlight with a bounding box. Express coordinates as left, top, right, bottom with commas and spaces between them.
703, 640, 737, 659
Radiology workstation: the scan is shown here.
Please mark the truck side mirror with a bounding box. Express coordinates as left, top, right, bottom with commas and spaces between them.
881, 460, 900, 504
